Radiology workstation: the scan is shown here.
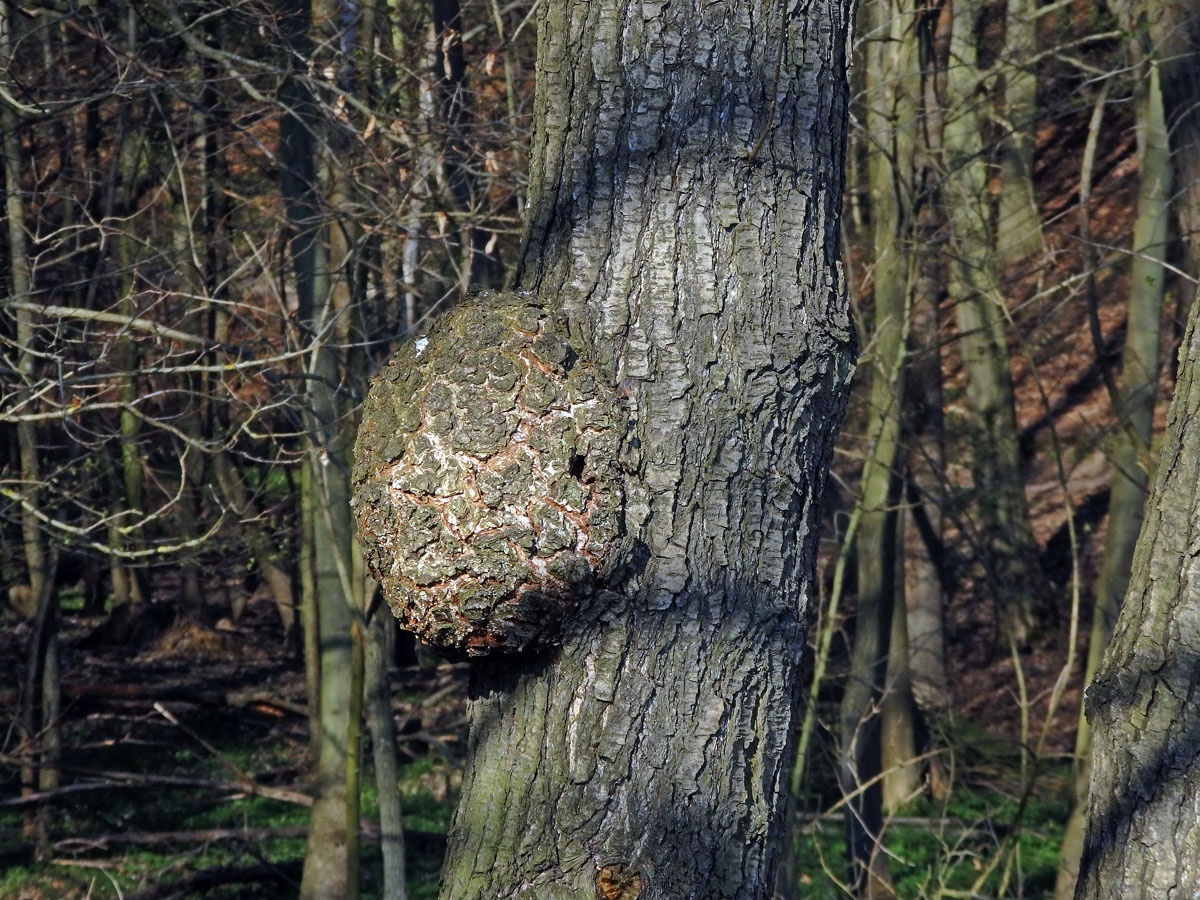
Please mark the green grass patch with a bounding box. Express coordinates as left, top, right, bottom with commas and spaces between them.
791, 763, 1071, 900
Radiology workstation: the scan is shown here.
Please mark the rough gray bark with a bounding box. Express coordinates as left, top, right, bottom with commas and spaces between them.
1073, 284, 1200, 899
437, 1, 857, 898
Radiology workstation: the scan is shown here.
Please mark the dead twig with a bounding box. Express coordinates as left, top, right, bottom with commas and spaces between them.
224, 690, 308, 718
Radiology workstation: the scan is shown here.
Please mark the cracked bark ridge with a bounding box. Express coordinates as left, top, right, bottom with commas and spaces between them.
352, 291, 625, 655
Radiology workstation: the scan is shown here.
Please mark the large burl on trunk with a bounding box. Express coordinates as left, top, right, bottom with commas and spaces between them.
354, 294, 626, 655
356, 1, 856, 897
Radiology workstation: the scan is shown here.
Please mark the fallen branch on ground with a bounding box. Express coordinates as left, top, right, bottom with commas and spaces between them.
51, 822, 451, 852
0, 764, 312, 809
123, 860, 305, 900
54, 826, 309, 851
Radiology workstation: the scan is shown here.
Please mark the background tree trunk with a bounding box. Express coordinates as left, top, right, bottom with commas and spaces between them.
1057, 5, 1171, 895
1157, 2, 1200, 272
994, 0, 1043, 266
944, 0, 1042, 648
365, 601, 407, 900
869, 0, 922, 824
280, 3, 363, 897
2, 1, 60, 848
902, 0, 951, 733
437, 1, 856, 898
96, 6, 151, 616
841, 0, 919, 887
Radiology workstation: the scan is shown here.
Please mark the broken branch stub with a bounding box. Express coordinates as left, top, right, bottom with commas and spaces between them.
352, 292, 625, 656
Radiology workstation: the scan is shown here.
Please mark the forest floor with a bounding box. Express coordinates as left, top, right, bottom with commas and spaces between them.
0, 595, 465, 899
0, 582, 1076, 900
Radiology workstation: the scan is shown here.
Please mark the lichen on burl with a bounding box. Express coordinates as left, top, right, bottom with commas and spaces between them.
351, 292, 625, 656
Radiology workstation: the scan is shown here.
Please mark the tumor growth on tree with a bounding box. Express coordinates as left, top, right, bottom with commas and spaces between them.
352, 291, 626, 655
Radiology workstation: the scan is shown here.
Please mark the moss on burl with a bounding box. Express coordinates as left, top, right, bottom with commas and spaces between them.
352, 292, 625, 656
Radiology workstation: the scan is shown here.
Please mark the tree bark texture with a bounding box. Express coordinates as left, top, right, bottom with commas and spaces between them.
439, 2, 857, 898
1074, 284, 1200, 898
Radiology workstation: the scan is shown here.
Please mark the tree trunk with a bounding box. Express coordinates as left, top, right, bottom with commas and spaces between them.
903, 296, 949, 725
944, 0, 1042, 648
902, 0, 952, 732
2, 5, 44, 615
994, 0, 1043, 266
109, 6, 150, 613
280, 2, 363, 897
880, 527, 919, 813
393, 1, 436, 328
297, 152, 364, 900
841, 0, 918, 885
1057, 9, 1171, 897
172, 28, 231, 617
300, 460, 322, 755
436, 2, 856, 898
1073, 282, 1200, 899
2, 1, 60, 847
1157, 2, 1200, 271
365, 603, 407, 900
431, 0, 499, 291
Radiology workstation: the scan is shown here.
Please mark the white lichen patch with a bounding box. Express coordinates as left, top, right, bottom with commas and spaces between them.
352, 292, 625, 655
